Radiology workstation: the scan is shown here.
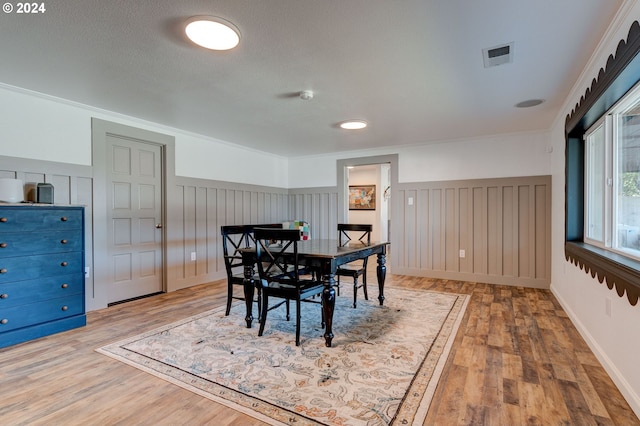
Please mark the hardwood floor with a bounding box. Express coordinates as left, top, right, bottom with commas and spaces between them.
1, 274, 638, 425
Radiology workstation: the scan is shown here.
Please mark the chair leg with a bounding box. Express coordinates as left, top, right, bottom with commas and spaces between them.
295, 299, 301, 346
225, 281, 233, 316
352, 275, 358, 308
362, 272, 369, 301
286, 299, 291, 321
258, 293, 268, 337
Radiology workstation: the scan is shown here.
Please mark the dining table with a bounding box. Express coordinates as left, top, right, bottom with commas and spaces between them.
240, 238, 389, 347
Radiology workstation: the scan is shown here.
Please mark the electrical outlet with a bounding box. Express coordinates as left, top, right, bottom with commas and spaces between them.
459, 249, 465, 258
408, 197, 414, 206
191, 251, 197, 261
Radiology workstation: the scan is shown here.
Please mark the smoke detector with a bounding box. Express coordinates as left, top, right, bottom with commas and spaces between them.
482, 42, 514, 68
299, 90, 314, 100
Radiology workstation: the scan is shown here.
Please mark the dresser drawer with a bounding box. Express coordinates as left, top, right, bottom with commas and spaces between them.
0, 230, 83, 257
0, 274, 83, 308
0, 208, 83, 232
0, 253, 83, 283
0, 295, 84, 332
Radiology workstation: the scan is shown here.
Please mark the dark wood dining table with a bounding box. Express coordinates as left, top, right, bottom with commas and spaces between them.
241, 238, 389, 347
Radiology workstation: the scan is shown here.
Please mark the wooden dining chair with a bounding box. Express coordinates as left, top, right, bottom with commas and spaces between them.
220, 224, 281, 316
254, 227, 324, 346
336, 223, 372, 308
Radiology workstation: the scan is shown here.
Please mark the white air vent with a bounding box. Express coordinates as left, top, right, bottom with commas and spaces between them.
483, 42, 514, 68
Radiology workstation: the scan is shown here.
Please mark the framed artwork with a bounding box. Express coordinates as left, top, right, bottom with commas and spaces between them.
348, 185, 376, 210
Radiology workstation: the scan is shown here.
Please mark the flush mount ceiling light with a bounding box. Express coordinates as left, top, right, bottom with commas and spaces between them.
515, 99, 545, 108
339, 120, 368, 130
185, 16, 241, 50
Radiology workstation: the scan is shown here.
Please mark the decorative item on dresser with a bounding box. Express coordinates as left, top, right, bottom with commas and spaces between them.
0, 205, 85, 349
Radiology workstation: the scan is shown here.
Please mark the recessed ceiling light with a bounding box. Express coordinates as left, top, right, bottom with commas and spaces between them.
339, 120, 368, 130
515, 99, 544, 108
185, 16, 241, 51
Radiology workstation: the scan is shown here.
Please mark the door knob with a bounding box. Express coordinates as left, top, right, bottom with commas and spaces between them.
155, 223, 163, 229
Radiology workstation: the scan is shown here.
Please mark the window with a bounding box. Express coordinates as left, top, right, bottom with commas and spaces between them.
585, 120, 607, 245
616, 98, 640, 257
584, 88, 640, 261
564, 20, 640, 305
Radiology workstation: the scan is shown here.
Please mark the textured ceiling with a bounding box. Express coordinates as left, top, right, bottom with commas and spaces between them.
0, 0, 624, 157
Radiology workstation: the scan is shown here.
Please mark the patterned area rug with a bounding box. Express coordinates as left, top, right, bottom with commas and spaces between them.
97, 287, 468, 425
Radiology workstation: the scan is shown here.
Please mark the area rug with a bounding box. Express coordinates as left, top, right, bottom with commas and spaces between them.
97, 287, 469, 425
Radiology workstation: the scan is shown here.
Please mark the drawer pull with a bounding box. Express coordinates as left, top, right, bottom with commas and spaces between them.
60, 239, 68, 244
60, 216, 68, 222
0, 243, 6, 248
61, 306, 68, 311
61, 283, 68, 289
0, 293, 7, 299
0, 268, 6, 274
0, 217, 6, 223
60, 261, 68, 267
0, 319, 7, 325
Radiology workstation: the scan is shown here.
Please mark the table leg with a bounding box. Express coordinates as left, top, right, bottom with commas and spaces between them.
376, 252, 386, 306
322, 272, 336, 347
243, 263, 255, 328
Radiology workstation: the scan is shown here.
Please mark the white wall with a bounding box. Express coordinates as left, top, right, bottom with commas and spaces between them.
287, 130, 552, 188
0, 84, 289, 188
0, 82, 550, 191
549, 1, 640, 417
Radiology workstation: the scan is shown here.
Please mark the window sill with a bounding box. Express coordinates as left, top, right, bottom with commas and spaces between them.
565, 241, 640, 305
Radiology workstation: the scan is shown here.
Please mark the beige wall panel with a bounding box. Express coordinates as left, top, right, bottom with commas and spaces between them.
445, 187, 457, 272
172, 177, 290, 291
473, 186, 487, 275
287, 187, 339, 240
396, 175, 551, 288
431, 188, 444, 271
420, 188, 431, 271
518, 185, 531, 278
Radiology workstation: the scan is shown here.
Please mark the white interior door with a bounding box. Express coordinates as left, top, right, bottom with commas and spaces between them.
106, 136, 163, 303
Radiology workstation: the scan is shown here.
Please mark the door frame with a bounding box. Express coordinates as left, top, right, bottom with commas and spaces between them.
91, 118, 176, 310
337, 154, 398, 269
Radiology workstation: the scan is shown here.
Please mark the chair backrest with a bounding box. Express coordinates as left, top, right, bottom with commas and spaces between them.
338, 223, 372, 246
254, 228, 302, 285
221, 224, 283, 278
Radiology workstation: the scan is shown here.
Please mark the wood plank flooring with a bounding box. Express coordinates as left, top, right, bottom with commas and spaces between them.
1, 274, 638, 425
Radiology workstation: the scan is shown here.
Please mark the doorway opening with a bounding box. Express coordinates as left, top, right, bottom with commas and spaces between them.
337, 154, 398, 267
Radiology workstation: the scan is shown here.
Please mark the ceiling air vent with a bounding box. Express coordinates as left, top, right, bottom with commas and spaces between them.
483, 42, 514, 68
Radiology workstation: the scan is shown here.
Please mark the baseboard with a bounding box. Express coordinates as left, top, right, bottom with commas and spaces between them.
551, 287, 640, 419
393, 267, 550, 289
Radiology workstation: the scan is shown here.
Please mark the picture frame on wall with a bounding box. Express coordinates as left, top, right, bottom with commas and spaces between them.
348, 185, 376, 210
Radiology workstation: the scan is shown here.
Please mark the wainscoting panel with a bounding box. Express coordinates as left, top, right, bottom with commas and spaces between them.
0, 156, 95, 301
170, 178, 291, 291
396, 175, 551, 288
287, 188, 339, 240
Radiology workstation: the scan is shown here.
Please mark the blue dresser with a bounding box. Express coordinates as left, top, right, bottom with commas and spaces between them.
0, 205, 86, 348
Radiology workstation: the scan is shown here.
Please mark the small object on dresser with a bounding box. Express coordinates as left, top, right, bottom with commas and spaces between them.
37, 183, 54, 204
0, 178, 24, 203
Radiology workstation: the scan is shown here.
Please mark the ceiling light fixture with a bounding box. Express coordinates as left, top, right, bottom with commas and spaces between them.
185, 16, 241, 51
339, 120, 368, 130
515, 99, 544, 108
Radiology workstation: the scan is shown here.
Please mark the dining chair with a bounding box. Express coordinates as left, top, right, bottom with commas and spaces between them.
220, 224, 281, 316
336, 223, 372, 308
254, 227, 324, 346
